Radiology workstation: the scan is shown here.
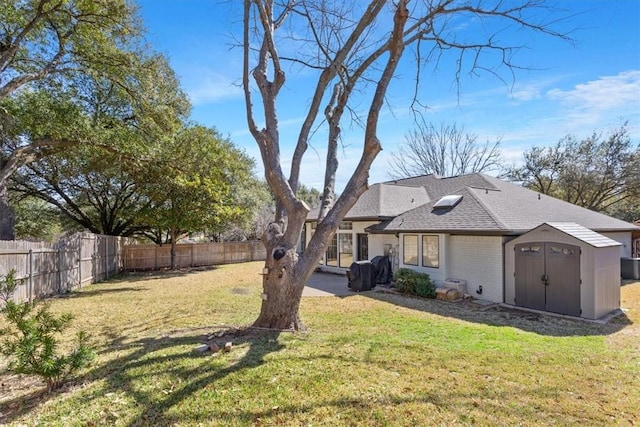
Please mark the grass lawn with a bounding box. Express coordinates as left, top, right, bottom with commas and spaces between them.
1, 261, 639, 426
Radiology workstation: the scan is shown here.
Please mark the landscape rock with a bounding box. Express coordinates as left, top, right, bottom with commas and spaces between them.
446, 288, 462, 301
435, 287, 449, 300
194, 344, 210, 353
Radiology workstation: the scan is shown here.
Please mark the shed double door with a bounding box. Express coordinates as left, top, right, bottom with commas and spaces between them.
514, 242, 581, 316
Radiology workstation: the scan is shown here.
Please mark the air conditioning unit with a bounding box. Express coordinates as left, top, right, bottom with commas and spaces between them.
621, 258, 640, 280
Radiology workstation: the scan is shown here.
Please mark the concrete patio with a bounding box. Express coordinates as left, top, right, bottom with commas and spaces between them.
303, 271, 353, 297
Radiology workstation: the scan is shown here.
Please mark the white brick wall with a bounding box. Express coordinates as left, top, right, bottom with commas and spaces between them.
602, 231, 633, 258
447, 235, 504, 303
398, 233, 446, 282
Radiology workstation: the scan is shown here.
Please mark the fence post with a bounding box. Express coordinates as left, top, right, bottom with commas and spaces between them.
117, 236, 121, 274
57, 247, 62, 294
93, 235, 98, 283
78, 243, 82, 290
105, 237, 109, 280
28, 249, 33, 303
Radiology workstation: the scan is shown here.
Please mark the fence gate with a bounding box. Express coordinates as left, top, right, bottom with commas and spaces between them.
514, 242, 581, 316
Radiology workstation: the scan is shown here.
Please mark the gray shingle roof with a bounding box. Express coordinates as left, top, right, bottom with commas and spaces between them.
306, 183, 429, 221
468, 175, 637, 232
368, 187, 505, 233
385, 174, 498, 199
368, 173, 639, 234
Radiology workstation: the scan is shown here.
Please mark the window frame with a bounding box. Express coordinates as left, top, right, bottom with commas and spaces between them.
326, 233, 338, 267
357, 233, 369, 261
338, 233, 353, 268
403, 234, 419, 266
421, 234, 439, 268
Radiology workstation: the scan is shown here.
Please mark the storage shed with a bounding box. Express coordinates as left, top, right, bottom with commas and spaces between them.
504, 222, 621, 320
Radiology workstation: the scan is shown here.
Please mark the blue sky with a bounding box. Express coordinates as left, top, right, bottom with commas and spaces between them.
136, 0, 640, 191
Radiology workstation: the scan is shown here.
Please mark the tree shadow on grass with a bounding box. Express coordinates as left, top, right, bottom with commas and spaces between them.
106, 266, 220, 284
0, 326, 285, 425
51, 287, 148, 299
0, 375, 50, 424
109, 327, 285, 426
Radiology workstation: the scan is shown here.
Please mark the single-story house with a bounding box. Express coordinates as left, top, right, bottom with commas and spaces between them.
304, 173, 640, 320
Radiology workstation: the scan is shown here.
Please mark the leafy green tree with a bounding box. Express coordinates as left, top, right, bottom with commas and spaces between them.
0, 0, 189, 239
8, 62, 190, 237
505, 124, 640, 215
209, 179, 273, 242
11, 143, 154, 236
10, 196, 62, 241
141, 125, 256, 268
607, 198, 640, 223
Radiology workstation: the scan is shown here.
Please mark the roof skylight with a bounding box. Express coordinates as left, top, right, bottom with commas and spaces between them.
433, 194, 463, 208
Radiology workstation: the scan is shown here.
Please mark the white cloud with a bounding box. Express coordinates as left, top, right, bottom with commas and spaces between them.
511, 85, 543, 102
508, 75, 570, 103
545, 70, 640, 127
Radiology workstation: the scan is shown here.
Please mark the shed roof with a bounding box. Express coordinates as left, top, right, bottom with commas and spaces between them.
541, 222, 622, 248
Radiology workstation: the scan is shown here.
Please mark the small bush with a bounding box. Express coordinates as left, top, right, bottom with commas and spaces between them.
0, 269, 95, 391
394, 268, 436, 298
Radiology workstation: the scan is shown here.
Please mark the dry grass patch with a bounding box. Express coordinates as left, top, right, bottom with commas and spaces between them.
1, 263, 639, 426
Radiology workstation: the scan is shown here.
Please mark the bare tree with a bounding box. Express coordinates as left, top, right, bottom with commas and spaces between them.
389, 122, 502, 178
242, 0, 569, 330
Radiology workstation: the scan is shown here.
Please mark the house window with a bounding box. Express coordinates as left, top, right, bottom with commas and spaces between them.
357, 234, 368, 261
403, 235, 418, 266
339, 221, 353, 230
339, 234, 353, 268
422, 235, 439, 268
326, 234, 338, 266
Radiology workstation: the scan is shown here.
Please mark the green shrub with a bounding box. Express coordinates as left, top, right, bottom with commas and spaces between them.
0, 269, 95, 391
394, 268, 436, 298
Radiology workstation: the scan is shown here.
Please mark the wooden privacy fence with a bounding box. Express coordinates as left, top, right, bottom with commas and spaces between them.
1, 235, 266, 302
0, 233, 122, 303
122, 241, 267, 270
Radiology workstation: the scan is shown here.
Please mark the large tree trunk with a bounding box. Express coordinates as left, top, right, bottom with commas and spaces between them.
0, 185, 15, 240
170, 226, 178, 270
254, 248, 306, 330
0, 198, 15, 241
253, 222, 316, 331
